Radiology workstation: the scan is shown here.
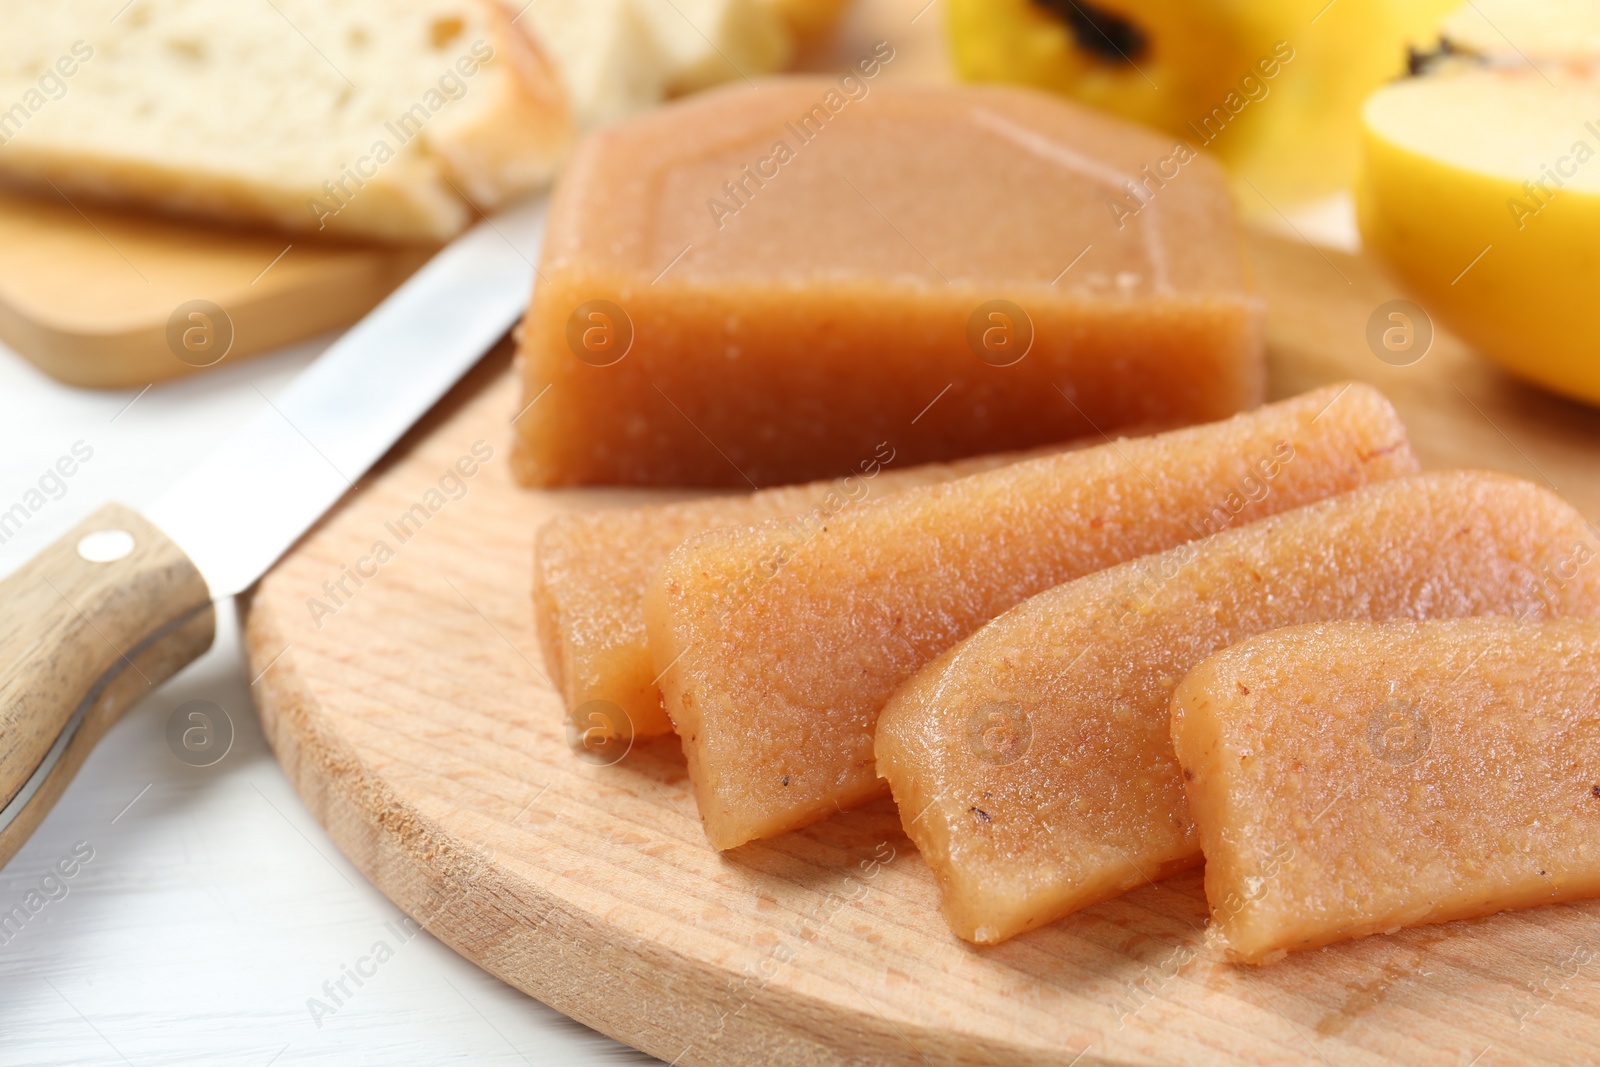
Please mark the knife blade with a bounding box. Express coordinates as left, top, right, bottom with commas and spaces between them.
0, 196, 547, 863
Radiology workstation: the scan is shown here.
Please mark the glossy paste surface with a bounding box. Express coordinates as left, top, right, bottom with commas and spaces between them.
1173, 618, 1600, 963
648, 384, 1415, 849
876, 471, 1600, 944
534, 447, 1057, 740
513, 79, 1263, 486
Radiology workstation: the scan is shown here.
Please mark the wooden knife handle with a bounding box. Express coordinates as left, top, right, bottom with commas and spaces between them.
0, 502, 214, 867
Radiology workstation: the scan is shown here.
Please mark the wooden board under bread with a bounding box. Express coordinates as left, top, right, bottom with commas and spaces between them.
0, 188, 434, 389
240, 231, 1600, 1067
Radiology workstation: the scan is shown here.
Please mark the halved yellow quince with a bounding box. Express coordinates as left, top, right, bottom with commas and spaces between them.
1358, 10, 1600, 406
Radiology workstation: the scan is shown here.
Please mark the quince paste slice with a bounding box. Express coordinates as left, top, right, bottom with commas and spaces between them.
647, 383, 1415, 850
1173, 618, 1600, 964
534, 445, 1068, 743
876, 471, 1600, 944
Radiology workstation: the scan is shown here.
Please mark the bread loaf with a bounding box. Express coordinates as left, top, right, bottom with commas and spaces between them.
0, 0, 570, 242
513, 0, 797, 131
514, 0, 668, 130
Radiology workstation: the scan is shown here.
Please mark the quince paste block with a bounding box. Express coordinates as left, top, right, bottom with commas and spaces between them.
1172, 618, 1600, 964
512, 79, 1264, 487
535, 446, 1062, 743
875, 472, 1600, 945
646, 383, 1417, 850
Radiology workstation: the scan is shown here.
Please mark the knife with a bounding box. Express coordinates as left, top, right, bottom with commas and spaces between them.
0, 196, 547, 867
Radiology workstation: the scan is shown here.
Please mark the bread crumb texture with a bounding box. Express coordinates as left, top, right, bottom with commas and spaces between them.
0, 0, 570, 241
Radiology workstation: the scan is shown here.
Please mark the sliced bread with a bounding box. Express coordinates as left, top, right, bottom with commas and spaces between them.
632, 0, 792, 93
0, 0, 571, 242
513, 0, 795, 131
514, 0, 669, 130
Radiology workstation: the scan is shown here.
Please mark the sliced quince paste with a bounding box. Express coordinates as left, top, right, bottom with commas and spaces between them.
875, 471, 1600, 945
646, 383, 1416, 850
1172, 618, 1600, 964
534, 446, 1062, 743
512, 79, 1264, 487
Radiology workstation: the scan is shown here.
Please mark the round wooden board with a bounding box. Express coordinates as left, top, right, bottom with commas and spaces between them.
243, 233, 1600, 1067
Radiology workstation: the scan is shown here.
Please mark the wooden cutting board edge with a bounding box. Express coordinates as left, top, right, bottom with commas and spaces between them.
0, 188, 434, 389
244, 601, 1046, 1066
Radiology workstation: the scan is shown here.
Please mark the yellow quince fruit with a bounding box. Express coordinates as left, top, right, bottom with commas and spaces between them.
1357, 0, 1600, 406
946, 0, 1455, 209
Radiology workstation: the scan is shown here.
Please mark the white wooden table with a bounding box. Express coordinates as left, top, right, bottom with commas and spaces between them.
0, 338, 657, 1066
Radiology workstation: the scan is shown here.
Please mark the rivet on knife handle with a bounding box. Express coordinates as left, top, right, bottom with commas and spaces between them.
0, 502, 214, 865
